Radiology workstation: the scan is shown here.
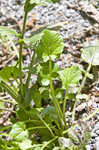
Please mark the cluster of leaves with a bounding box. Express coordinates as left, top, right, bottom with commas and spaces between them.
0, 0, 99, 149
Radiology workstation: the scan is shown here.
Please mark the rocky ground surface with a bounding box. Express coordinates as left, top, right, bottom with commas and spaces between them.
0, 0, 99, 149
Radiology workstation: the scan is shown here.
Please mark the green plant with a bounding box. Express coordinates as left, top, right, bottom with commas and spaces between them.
0, 0, 99, 149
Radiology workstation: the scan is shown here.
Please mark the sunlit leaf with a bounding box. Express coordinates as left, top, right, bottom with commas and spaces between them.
81, 41, 99, 65
0, 26, 18, 37
24, 32, 43, 46
36, 29, 64, 62
58, 66, 82, 90
9, 122, 28, 141
19, 139, 32, 150
0, 66, 20, 82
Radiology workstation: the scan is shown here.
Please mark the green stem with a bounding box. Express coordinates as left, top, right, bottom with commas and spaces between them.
19, 11, 27, 93
63, 90, 68, 129
72, 62, 92, 121
49, 59, 64, 129
41, 136, 58, 150
37, 114, 55, 138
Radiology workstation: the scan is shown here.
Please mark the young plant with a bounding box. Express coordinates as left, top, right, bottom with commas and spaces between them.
0, 0, 99, 150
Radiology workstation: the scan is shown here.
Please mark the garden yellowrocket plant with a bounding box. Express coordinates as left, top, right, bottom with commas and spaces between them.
0, 0, 99, 149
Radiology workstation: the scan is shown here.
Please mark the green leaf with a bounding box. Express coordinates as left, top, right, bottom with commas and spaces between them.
24, 0, 50, 13
36, 29, 64, 62
0, 66, 20, 82
42, 106, 58, 123
24, 32, 43, 46
81, 41, 99, 65
24, 0, 36, 12
30, 0, 49, 5
53, 147, 60, 150
19, 139, 32, 150
9, 122, 27, 141
0, 26, 18, 37
31, 85, 42, 107
38, 62, 60, 86
0, 101, 5, 113
58, 66, 82, 90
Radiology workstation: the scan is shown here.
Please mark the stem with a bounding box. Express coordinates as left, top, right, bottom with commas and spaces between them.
41, 136, 58, 150
49, 59, 64, 129
72, 62, 92, 121
63, 90, 68, 129
19, 11, 27, 93
37, 114, 55, 138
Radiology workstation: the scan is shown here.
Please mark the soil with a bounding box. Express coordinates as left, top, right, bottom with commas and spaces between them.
0, 0, 99, 149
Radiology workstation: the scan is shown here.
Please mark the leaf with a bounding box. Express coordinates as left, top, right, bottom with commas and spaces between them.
0, 26, 18, 37
31, 85, 42, 107
81, 41, 99, 65
0, 66, 20, 82
24, 0, 36, 12
42, 106, 58, 123
38, 62, 60, 86
24, 0, 49, 13
36, 29, 64, 62
9, 122, 29, 142
53, 147, 60, 150
19, 139, 32, 150
24, 32, 43, 46
0, 101, 5, 113
58, 66, 82, 90
30, 0, 49, 5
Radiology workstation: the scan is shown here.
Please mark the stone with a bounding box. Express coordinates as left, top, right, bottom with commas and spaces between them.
96, 141, 99, 150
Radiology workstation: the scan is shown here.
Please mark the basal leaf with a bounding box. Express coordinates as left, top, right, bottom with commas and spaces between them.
19, 139, 32, 150
31, 85, 42, 107
58, 66, 82, 90
0, 66, 20, 82
0, 26, 18, 37
36, 29, 64, 62
42, 106, 58, 123
9, 122, 27, 141
38, 62, 60, 86
81, 41, 99, 65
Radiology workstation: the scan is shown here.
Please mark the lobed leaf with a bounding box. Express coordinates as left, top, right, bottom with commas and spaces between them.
58, 66, 82, 90
36, 29, 64, 62
24, 32, 43, 46
0, 26, 18, 37
0, 66, 20, 82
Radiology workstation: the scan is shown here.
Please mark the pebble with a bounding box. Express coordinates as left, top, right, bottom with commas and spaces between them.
96, 141, 99, 150
0, 0, 99, 149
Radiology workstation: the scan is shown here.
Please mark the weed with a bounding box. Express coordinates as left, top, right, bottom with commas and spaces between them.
0, 0, 99, 149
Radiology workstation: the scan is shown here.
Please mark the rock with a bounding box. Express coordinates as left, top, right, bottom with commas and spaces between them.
96, 130, 99, 135
96, 141, 99, 150
91, 132, 98, 138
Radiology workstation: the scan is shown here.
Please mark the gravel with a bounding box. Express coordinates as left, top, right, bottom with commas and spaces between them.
0, 0, 99, 149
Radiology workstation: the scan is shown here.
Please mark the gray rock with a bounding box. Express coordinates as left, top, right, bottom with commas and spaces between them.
95, 137, 99, 142
96, 130, 99, 135
93, 123, 99, 132
91, 132, 98, 138
96, 141, 99, 150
